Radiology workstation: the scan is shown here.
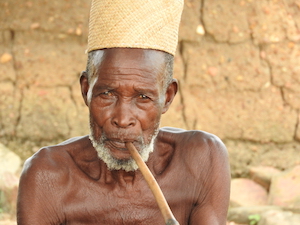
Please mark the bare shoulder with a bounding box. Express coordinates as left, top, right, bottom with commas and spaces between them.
23, 137, 79, 170
158, 127, 229, 178
17, 137, 89, 224
159, 127, 230, 224
21, 135, 91, 183
159, 127, 227, 157
17, 136, 95, 224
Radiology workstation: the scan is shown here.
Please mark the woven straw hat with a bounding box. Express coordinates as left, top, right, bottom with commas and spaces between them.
87, 0, 183, 56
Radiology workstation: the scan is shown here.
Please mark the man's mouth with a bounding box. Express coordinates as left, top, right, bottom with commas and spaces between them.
107, 140, 127, 150
104, 139, 142, 160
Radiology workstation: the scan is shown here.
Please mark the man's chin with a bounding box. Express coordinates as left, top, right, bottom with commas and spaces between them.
89, 134, 154, 172
88, 127, 159, 171
107, 147, 132, 161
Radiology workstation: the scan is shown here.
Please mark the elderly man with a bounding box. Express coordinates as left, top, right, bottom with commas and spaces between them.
17, 0, 230, 224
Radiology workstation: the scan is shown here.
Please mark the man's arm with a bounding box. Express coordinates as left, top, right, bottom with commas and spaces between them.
189, 133, 231, 225
17, 148, 66, 225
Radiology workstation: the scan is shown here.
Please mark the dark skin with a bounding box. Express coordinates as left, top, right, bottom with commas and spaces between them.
17, 48, 230, 225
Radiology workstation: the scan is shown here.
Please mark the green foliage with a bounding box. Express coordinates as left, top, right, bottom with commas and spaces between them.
0, 190, 7, 213
248, 214, 261, 225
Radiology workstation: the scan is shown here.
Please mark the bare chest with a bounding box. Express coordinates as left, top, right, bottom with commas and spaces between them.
61, 173, 196, 225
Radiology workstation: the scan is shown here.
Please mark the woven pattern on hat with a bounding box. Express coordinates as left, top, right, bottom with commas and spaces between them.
88, 0, 183, 55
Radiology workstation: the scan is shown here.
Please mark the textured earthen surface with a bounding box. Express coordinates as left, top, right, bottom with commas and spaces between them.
1, 0, 300, 176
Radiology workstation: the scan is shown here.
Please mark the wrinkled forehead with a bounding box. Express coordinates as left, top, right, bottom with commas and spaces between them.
87, 48, 167, 103
90, 48, 165, 77
102, 48, 165, 70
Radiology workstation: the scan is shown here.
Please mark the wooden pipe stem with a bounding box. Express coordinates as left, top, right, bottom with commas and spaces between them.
125, 142, 180, 225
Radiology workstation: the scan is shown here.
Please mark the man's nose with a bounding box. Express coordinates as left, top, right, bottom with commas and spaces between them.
111, 100, 136, 128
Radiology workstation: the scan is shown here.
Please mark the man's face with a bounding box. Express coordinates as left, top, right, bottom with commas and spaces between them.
84, 48, 169, 171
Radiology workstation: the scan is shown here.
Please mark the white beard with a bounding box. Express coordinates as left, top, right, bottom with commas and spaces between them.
89, 129, 158, 172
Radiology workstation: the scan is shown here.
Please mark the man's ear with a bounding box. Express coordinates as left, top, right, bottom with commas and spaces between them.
162, 78, 178, 114
80, 71, 89, 106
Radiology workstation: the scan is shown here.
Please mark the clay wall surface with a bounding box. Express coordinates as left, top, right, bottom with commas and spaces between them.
1, 0, 300, 177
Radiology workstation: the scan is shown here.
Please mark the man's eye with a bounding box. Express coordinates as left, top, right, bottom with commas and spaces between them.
138, 94, 149, 99
101, 91, 113, 96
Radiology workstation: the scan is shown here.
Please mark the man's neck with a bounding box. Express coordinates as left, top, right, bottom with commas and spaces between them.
99, 161, 144, 187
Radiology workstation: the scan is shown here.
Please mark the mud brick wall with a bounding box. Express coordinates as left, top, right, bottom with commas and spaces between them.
1, 0, 300, 176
